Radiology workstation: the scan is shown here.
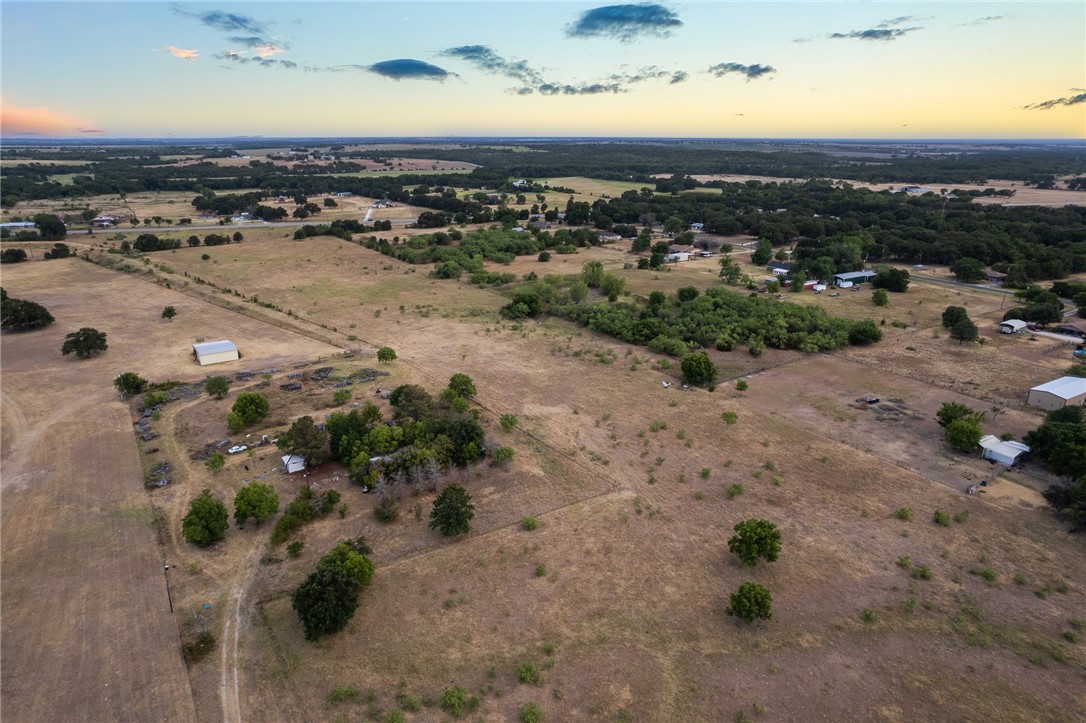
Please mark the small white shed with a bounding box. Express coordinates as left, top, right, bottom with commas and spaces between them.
978, 435, 1030, 466
193, 340, 239, 366
1000, 319, 1028, 334
282, 454, 306, 474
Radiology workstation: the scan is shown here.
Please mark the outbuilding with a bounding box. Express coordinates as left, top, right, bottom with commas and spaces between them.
1000, 319, 1028, 334
1055, 320, 1086, 338
978, 435, 1030, 466
192, 340, 239, 366
1027, 376, 1086, 410
833, 270, 878, 287
282, 454, 306, 474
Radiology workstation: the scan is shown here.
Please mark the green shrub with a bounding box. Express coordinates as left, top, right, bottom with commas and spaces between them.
721, 411, 738, 424
726, 483, 744, 499
326, 685, 359, 708
517, 662, 544, 685
894, 507, 913, 521
500, 413, 519, 431
440, 686, 476, 717
287, 539, 305, 558
933, 510, 950, 526
521, 516, 539, 531
143, 390, 171, 408
519, 702, 545, 723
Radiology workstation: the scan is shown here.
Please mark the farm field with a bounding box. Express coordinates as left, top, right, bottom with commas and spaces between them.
0, 258, 338, 722
2, 232, 1084, 722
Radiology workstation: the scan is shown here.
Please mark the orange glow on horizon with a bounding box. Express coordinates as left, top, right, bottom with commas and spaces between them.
0, 97, 98, 137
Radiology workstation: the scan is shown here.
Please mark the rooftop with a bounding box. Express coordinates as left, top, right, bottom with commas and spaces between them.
193, 340, 238, 355
1030, 376, 1086, 400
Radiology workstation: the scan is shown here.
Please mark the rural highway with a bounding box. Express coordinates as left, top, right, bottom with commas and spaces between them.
86, 218, 420, 234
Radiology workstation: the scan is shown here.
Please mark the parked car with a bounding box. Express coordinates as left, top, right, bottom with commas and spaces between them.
1072, 349, 1086, 359
227, 445, 248, 454
1026, 324, 1039, 331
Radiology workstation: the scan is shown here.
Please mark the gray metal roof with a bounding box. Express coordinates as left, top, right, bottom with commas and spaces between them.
834, 270, 877, 281
193, 340, 238, 355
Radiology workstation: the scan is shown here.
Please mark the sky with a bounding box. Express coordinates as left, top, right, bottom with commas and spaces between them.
1, 1, 1084, 139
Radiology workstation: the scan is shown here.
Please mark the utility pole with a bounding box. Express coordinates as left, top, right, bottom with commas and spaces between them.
163, 561, 174, 613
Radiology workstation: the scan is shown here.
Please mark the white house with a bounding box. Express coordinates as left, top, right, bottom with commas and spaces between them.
282, 454, 306, 474
689, 222, 705, 232
1000, 319, 1028, 334
978, 435, 1030, 466
192, 340, 239, 366
665, 252, 691, 263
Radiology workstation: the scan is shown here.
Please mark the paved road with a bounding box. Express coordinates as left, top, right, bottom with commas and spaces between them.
87, 218, 420, 235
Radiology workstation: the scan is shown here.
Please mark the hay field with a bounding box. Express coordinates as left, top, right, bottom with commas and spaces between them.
0, 259, 339, 722
3, 236, 1084, 722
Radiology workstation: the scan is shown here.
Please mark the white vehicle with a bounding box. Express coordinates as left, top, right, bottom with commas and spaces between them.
227, 445, 248, 454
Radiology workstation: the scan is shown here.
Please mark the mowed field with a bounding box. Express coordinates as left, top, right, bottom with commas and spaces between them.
0, 259, 338, 722
3, 231, 1085, 722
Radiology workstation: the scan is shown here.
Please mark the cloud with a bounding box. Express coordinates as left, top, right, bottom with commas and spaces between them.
566, 3, 682, 41
669, 71, 688, 84
365, 59, 453, 81
164, 46, 199, 60
213, 52, 296, 69
193, 10, 265, 35
829, 27, 920, 41
538, 82, 624, 96
707, 62, 776, 80
440, 45, 543, 86
1021, 92, 1086, 111
0, 97, 96, 137
229, 37, 287, 56
79, 128, 106, 134
953, 15, 1004, 28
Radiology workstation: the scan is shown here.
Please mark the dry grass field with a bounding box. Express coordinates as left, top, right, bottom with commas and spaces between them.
3, 231, 1084, 722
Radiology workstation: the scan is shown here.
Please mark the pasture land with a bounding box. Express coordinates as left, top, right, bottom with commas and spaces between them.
2, 233, 1084, 722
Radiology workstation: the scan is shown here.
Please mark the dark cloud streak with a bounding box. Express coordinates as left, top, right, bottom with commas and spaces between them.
365, 59, 453, 81
829, 27, 920, 41
566, 3, 682, 42
707, 62, 776, 80
1022, 92, 1086, 111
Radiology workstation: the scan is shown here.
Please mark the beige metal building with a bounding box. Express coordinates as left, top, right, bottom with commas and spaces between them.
1027, 376, 1086, 410
192, 340, 239, 366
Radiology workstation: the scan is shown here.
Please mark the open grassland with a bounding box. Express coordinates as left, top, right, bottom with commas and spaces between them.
3, 235, 1085, 722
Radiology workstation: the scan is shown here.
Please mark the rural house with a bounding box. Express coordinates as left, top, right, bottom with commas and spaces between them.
1027, 376, 1086, 410
1055, 320, 1086, 338
192, 340, 239, 366
978, 435, 1030, 466
999, 319, 1028, 334
767, 261, 794, 276
985, 268, 1007, 284
668, 244, 697, 255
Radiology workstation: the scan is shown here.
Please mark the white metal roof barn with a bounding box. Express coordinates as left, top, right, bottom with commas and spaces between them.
192, 340, 239, 366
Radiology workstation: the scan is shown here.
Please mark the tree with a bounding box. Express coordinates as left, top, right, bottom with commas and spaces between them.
872, 289, 889, 307
389, 384, 434, 422
1, 294, 54, 331
33, 213, 66, 240
873, 268, 910, 292
228, 392, 269, 432
205, 452, 224, 472
1025, 406, 1086, 480
727, 519, 782, 567
232, 231, 244, 242
949, 317, 979, 344
430, 483, 474, 536
726, 581, 773, 623
291, 565, 361, 641
61, 327, 108, 358
278, 415, 330, 467
234, 483, 280, 526
318, 542, 375, 587
941, 306, 970, 328
950, 257, 986, 283
376, 346, 397, 363
847, 320, 882, 346
447, 373, 477, 400
114, 372, 148, 400
492, 446, 514, 468
946, 418, 983, 453
751, 238, 773, 266
161, 305, 177, 322
324, 197, 338, 208
1, 248, 28, 264
936, 402, 984, 430
1042, 477, 1086, 528
680, 352, 717, 386
182, 489, 229, 547
204, 376, 230, 399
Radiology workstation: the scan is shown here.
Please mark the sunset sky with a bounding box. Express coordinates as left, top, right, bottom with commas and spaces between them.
1, 1, 1083, 139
